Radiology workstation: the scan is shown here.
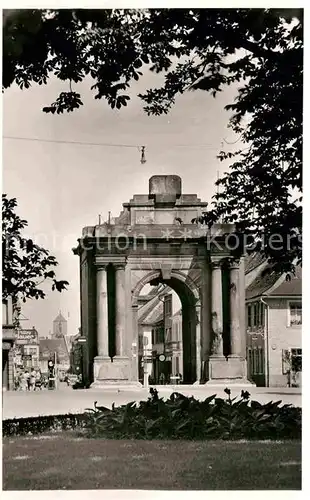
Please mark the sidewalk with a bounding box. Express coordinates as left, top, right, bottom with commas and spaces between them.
2, 384, 301, 420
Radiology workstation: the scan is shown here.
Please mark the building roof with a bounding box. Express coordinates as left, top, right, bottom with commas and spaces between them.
244, 252, 266, 274
138, 293, 164, 325
246, 265, 302, 300
144, 300, 164, 325
269, 266, 302, 296
138, 285, 162, 304
138, 284, 168, 323
173, 309, 182, 317
53, 312, 67, 323
246, 269, 281, 300
39, 337, 70, 361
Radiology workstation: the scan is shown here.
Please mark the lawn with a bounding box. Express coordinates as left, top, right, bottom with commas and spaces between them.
3, 432, 301, 490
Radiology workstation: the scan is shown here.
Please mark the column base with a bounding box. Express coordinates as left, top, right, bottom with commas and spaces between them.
205, 355, 255, 387
90, 381, 143, 390
92, 355, 141, 388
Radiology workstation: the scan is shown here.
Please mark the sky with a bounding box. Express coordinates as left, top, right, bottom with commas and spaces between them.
3, 65, 239, 337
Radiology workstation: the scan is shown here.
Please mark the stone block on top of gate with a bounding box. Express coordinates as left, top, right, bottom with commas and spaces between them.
149, 175, 181, 205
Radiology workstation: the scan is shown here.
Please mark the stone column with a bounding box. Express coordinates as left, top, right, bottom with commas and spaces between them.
229, 259, 242, 357
239, 257, 247, 359
195, 304, 201, 383
115, 263, 126, 357
200, 262, 212, 381
96, 266, 109, 357
211, 260, 223, 356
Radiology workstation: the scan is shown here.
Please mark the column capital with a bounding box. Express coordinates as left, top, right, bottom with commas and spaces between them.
228, 258, 240, 270
97, 265, 108, 272
114, 262, 126, 271
210, 260, 222, 270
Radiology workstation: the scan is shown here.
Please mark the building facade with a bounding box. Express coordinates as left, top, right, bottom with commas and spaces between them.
14, 327, 40, 373
52, 312, 68, 338
2, 297, 16, 391
39, 336, 71, 376
245, 255, 302, 387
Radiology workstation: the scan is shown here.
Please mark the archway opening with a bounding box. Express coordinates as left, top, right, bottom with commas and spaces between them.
136, 274, 199, 385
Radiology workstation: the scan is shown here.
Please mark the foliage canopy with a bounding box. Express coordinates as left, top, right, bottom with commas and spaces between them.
3, 8, 303, 272
2, 194, 68, 304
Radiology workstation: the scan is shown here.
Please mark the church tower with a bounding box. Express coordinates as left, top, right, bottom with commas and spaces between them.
53, 311, 67, 338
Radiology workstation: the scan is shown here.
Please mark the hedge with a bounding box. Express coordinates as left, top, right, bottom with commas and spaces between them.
3, 413, 88, 437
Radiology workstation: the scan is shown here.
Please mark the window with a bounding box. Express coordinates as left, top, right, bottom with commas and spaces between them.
289, 302, 302, 326
174, 322, 179, 342
176, 357, 179, 375
156, 327, 164, 344
260, 303, 264, 325
164, 295, 172, 317
247, 306, 252, 328
282, 349, 302, 373
138, 335, 143, 350
247, 302, 265, 329
2, 302, 8, 325
24, 346, 38, 356
253, 303, 258, 326
291, 349, 302, 372
165, 328, 171, 343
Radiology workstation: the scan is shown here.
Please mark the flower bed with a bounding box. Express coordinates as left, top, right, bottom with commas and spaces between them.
3, 389, 301, 440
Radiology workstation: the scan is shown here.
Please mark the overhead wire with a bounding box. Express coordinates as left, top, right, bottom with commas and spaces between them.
3, 135, 224, 150
3, 135, 242, 166
3, 136, 142, 149
223, 134, 243, 145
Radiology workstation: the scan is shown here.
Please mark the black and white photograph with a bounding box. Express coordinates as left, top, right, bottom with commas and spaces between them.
2, 4, 303, 492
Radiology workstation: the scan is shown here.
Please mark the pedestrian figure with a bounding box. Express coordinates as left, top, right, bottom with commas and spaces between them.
25, 370, 31, 391
20, 371, 29, 391
159, 372, 165, 385
35, 370, 42, 391
29, 368, 36, 391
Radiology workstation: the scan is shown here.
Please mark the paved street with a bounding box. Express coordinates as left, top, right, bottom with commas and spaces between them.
2, 384, 301, 419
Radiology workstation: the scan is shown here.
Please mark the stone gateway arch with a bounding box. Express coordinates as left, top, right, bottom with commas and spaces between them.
73, 176, 252, 387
